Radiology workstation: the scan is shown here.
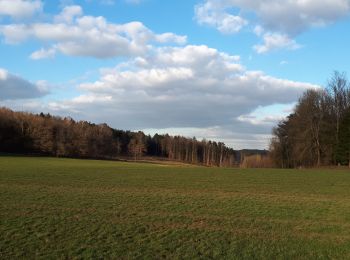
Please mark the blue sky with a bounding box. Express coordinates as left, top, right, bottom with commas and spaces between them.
1, 0, 350, 149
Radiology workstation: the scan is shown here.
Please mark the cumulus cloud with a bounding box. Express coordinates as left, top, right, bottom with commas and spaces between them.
30, 48, 56, 59
0, 5, 187, 59
252, 26, 301, 53
54, 5, 83, 24
0, 45, 319, 148
195, 0, 350, 52
0, 0, 42, 19
33, 45, 318, 148
0, 68, 48, 100
254, 32, 301, 54
196, 0, 350, 35
194, 1, 247, 34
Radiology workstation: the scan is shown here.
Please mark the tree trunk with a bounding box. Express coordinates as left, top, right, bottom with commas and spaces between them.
219, 147, 223, 168
206, 145, 210, 166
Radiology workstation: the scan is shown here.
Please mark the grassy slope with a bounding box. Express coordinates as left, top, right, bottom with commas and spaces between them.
1, 157, 350, 259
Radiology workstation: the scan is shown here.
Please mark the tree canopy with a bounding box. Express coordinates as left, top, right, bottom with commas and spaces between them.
0, 107, 237, 167
270, 72, 350, 168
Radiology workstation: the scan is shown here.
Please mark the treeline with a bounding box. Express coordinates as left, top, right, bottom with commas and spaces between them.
270, 72, 350, 168
0, 107, 236, 167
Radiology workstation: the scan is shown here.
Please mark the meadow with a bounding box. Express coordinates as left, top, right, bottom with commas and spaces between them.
1, 156, 350, 259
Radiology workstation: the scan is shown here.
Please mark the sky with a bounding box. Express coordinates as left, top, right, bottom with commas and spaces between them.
0, 0, 350, 149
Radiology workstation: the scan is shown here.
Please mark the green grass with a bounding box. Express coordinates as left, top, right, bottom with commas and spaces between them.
1, 156, 350, 259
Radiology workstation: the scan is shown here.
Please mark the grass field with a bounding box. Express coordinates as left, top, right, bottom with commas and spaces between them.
1, 156, 350, 259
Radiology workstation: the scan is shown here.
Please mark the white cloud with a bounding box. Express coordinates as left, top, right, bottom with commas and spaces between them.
0, 69, 7, 80
0, 0, 42, 19
196, 0, 350, 35
155, 33, 187, 45
195, 1, 247, 34
253, 25, 264, 36
30, 48, 56, 60
54, 5, 83, 24
35, 80, 51, 93
1, 44, 320, 148
71, 94, 113, 104
195, 0, 350, 53
0, 5, 187, 59
253, 32, 301, 54
237, 104, 295, 126
0, 68, 48, 100
30, 45, 319, 149
142, 126, 272, 149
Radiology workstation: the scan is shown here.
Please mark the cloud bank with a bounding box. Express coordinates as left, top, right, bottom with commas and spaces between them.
23, 44, 318, 148
0, 5, 187, 59
0, 68, 48, 100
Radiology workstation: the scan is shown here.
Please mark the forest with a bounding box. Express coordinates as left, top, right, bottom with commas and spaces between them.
0, 107, 238, 167
1, 72, 349, 169
270, 72, 350, 168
